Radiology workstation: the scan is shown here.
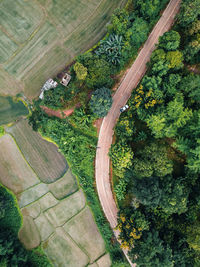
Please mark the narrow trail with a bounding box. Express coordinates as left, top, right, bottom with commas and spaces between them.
95, 0, 182, 265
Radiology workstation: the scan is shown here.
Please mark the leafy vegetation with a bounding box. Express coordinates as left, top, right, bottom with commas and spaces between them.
110, 1, 200, 265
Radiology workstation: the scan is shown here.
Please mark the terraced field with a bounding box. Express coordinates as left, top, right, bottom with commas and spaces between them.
0, 96, 28, 125
7, 120, 67, 182
0, 121, 110, 266
0, 0, 126, 98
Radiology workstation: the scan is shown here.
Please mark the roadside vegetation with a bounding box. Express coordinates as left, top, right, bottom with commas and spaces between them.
29, 0, 172, 265
110, 0, 200, 266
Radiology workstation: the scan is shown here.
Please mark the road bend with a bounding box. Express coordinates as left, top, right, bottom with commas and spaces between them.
95, 0, 181, 265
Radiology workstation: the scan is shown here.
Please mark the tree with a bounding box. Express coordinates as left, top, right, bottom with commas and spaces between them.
108, 8, 130, 35
178, 0, 200, 27
73, 62, 87, 80
179, 74, 200, 102
89, 87, 112, 118
166, 50, 184, 69
85, 59, 113, 88
129, 230, 174, 267
110, 140, 133, 178
129, 17, 149, 48
135, 0, 161, 20
132, 177, 162, 207
159, 31, 181, 51
132, 143, 173, 178
187, 222, 200, 251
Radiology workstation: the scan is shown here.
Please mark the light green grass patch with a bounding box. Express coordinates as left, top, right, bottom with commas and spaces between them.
96, 253, 111, 267
4, 21, 58, 79
0, 134, 39, 194
63, 207, 105, 263
0, 30, 18, 63
48, 169, 78, 200
39, 192, 59, 212
34, 213, 54, 241
0, 96, 28, 125
18, 183, 49, 208
0, 0, 43, 43
64, 0, 124, 55
7, 119, 68, 183
18, 215, 41, 249
43, 227, 89, 267
47, 0, 99, 35
23, 46, 71, 98
0, 67, 23, 95
21, 201, 41, 219
44, 190, 85, 227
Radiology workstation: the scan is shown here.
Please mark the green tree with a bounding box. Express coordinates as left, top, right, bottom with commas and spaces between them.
89, 87, 112, 118
159, 30, 181, 51
132, 143, 173, 178
132, 177, 162, 207
166, 50, 184, 69
110, 140, 133, 178
178, 0, 200, 27
73, 62, 87, 80
180, 74, 200, 102
187, 222, 200, 251
129, 230, 174, 267
86, 59, 113, 88
129, 17, 149, 48
135, 0, 161, 20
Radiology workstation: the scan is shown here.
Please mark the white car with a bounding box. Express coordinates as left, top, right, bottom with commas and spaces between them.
120, 104, 129, 113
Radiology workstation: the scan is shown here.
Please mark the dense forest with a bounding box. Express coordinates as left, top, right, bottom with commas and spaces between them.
28, 0, 200, 266
110, 0, 200, 266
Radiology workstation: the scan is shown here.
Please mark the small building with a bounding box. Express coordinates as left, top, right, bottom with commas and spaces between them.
39, 78, 58, 99
60, 73, 71, 87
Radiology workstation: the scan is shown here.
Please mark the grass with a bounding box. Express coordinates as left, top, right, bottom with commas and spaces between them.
43, 227, 89, 267
0, 134, 39, 194
0, 30, 18, 63
0, 0, 43, 43
44, 190, 86, 227
7, 119, 68, 183
0, 96, 28, 125
0, 0, 125, 98
48, 169, 78, 199
63, 206, 105, 263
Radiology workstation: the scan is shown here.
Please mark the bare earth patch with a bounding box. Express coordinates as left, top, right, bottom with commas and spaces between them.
0, 134, 39, 194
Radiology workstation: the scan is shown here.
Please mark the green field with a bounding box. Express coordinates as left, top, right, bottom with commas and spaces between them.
0, 0, 125, 98
0, 96, 28, 125
7, 120, 68, 183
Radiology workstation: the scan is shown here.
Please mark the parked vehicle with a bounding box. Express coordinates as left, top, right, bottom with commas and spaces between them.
120, 104, 129, 113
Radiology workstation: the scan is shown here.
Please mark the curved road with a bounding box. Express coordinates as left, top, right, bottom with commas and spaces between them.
95, 0, 181, 265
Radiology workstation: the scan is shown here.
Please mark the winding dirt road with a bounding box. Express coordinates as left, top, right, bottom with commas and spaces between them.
95, 0, 181, 265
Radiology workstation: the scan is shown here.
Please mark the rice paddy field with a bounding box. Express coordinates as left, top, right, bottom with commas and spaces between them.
0, 96, 28, 125
0, 125, 109, 266
0, 0, 126, 98
6, 119, 68, 182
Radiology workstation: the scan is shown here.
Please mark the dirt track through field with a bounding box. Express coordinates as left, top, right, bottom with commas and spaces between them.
95, 0, 182, 265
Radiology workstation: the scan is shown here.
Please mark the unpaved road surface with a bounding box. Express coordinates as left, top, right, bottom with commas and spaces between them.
95, 0, 181, 265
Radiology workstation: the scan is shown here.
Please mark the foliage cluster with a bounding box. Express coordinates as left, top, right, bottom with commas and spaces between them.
110, 1, 200, 265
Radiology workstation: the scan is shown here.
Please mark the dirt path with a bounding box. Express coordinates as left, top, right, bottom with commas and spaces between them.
95, 0, 182, 265
41, 106, 74, 118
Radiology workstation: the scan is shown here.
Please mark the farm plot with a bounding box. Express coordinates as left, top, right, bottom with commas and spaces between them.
0, 30, 18, 63
43, 227, 89, 267
4, 22, 58, 79
7, 119, 68, 183
0, 134, 39, 194
63, 207, 105, 263
0, 0, 43, 43
0, 0, 125, 98
0, 96, 28, 125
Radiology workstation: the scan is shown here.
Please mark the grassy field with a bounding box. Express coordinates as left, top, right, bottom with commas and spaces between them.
0, 96, 28, 125
0, 134, 39, 194
0, 0, 125, 98
7, 120, 68, 183
63, 207, 105, 263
